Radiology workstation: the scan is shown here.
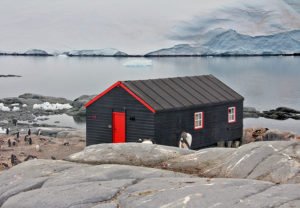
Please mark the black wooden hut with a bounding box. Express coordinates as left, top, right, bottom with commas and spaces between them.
85, 75, 244, 149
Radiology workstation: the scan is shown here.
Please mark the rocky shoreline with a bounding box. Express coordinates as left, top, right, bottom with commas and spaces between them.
0, 75, 21, 78
244, 106, 300, 120
0, 141, 299, 208
0, 93, 95, 130
0, 93, 299, 136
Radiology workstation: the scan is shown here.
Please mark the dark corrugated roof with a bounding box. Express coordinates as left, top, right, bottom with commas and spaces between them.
122, 75, 243, 112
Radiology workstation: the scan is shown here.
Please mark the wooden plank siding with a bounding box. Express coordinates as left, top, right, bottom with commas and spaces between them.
154, 101, 243, 149
86, 86, 155, 146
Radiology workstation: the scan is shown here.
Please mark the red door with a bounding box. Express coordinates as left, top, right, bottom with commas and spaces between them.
112, 112, 126, 143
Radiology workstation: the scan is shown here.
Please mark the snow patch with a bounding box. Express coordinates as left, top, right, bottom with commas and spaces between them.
123, 59, 152, 67
183, 196, 191, 204
0, 103, 10, 111
0, 127, 6, 134
11, 103, 19, 106
33, 102, 72, 111
12, 107, 20, 111
22, 104, 27, 107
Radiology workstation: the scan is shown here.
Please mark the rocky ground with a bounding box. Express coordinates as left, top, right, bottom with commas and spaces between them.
0, 93, 94, 129
0, 131, 85, 170
243, 127, 300, 144
0, 141, 299, 208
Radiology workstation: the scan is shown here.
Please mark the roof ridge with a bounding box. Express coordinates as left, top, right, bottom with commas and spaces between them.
122, 74, 214, 83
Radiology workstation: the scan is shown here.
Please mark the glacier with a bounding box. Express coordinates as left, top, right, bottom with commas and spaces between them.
146, 29, 300, 56
0, 48, 128, 57
65, 49, 128, 57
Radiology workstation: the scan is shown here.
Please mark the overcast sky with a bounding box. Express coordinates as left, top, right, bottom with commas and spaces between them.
0, 0, 299, 54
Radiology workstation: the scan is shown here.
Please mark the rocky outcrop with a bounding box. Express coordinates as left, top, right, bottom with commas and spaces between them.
243, 128, 298, 144
0, 156, 300, 208
0, 75, 21, 78
0, 94, 75, 129
66, 95, 95, 117
67, 142, 300, 184
66, 143, 194, 167
0, 160, 189, 208
243, 106, 300, 120
163, 141, 300, 184
18, 93, 71, 104
243, 107, 260, 118
262, 107, 300, 120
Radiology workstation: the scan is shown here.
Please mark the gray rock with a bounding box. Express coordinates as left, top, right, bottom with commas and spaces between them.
276, 107, 300, 114
261, 107, 300, 120
243, 106, 260, 118
56, 130, 85, 139
1, 148, 300, 208
0, 159, 191, 208
0, 159, 86, 206
66, 95, 95, 117
19, 93, 71, 104
72, 95, 96, 109
0, 75, 21, 78
91, 203, 118, 208
162, 148, 235, 176
2, 180, 134, 208
66, 143, 194, 167
118, 177, 300, 208
43, 164, 189, 188
165, 141, 300, 184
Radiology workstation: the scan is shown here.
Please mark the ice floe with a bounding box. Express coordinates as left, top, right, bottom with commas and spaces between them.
0, 103, 10, 111
33, 102, 72, 111
123, 59, 153, 67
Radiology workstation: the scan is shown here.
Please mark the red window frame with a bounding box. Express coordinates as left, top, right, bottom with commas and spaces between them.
194, 112, 204, 130
228, 106, 236, 123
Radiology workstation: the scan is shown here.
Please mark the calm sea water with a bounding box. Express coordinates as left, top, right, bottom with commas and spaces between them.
0, 56, 299, 133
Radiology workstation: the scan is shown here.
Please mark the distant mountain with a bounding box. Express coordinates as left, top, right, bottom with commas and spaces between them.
0, 48, 128, 57
0, 49, 51, 56
146, 29, 300, 56
65, 49, 128, 57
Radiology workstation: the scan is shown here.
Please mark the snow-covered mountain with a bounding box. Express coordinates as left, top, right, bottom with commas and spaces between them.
0, 48, 128, 57
147, 29, 300, 56
0, 0, 300, 55
65, 49, 128, 57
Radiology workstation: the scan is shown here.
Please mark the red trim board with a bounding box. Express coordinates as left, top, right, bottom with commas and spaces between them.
85, 81, 156, 113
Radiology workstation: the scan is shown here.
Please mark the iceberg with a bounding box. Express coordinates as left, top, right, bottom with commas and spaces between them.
23, 49, 50, 56
123, 59, 153, 67
0, 103, 10, 111
33, 102, 72, 111
66, 48, 128, 57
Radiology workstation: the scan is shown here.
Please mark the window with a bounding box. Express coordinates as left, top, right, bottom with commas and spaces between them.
194, 112, 203, 129
228, 107, 236, 123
